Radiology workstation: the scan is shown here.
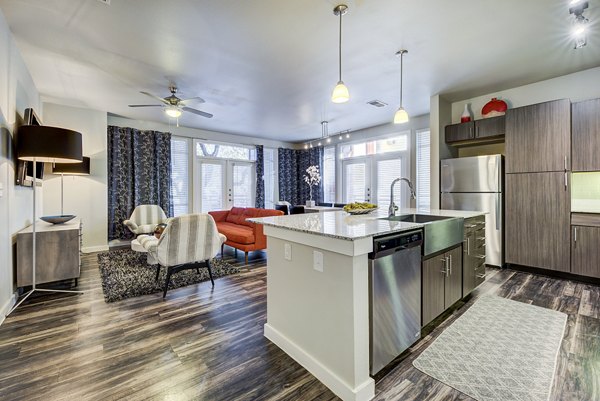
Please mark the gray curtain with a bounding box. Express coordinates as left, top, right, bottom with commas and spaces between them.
255, 145, 265, 208
107, 126, 173, 241
278, 147, 323, 206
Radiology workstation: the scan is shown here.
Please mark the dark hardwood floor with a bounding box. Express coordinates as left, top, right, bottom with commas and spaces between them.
0, 249, 598, 401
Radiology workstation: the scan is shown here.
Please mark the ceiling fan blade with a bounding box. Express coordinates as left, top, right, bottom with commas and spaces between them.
183, 107, 213, 118
128, 104, 163, 108
140, 91, 169, 105
180, 96, 206, 104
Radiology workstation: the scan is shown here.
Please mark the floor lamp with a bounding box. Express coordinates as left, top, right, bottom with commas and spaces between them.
52, 156, 91, 215
7, 125, 84, 316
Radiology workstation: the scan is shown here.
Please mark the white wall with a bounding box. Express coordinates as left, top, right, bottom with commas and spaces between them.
450, 66, 600, 123
42, 103, 108, 252
0, 8, 41, 321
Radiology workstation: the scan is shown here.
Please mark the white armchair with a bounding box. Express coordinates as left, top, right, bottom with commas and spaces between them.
138, 214, 226, 298
123, 205, 168, 235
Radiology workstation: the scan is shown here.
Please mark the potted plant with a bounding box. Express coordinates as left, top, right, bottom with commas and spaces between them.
303, 165, 321, 207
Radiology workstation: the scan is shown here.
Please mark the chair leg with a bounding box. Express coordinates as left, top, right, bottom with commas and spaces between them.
234, 248, 237, 257
155, 266, 161, 281
221, 243, 225, 259
206, 260, 215, 287
196, 267, 200, 274
245, 252, 249, 265
163, 267, 173, 298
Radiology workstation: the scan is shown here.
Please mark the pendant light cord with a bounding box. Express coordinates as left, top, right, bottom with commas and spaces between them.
400, 52, 404, 108
338, 11, 343, 82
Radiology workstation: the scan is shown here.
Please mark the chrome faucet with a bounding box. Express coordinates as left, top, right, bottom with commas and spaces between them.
389, 178, 417, 217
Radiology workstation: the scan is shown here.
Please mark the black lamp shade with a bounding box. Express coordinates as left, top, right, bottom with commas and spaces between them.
53, 156, 91, 175
17, 125, 82, 163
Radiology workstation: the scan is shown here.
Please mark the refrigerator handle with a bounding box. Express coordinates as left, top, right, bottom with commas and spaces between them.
495, 194, 500, 231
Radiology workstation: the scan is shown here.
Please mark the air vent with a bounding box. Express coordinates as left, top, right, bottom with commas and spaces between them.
367, 100, 388, 108
97, 0, 111, 4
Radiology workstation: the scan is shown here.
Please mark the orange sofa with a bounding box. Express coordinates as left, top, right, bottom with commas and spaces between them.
208, 207, 284, 264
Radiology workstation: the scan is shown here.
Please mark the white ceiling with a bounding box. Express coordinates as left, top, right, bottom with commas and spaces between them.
1, 0, 599, 142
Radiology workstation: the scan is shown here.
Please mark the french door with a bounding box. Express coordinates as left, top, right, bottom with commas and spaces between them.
194, 159, 255, 213
342, 154, 408, 211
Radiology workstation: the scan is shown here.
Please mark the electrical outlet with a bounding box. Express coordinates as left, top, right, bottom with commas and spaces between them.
284, 243, 292, 261
313, 251, 323, 272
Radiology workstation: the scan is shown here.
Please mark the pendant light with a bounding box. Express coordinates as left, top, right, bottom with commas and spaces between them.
394, 49, 409, 124
331, 5, 350, 103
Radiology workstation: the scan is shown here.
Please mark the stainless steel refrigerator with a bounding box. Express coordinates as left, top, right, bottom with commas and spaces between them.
440, 155, 504, 267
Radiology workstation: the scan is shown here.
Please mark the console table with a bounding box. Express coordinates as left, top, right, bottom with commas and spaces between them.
17, 218, 82, 287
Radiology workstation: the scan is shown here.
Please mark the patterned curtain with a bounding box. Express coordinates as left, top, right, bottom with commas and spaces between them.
107, 126, 173, 241
255, 145, 265, 208
278, 147, 323, 206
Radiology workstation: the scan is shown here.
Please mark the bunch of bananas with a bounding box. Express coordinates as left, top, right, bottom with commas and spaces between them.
343, 202, 377, 212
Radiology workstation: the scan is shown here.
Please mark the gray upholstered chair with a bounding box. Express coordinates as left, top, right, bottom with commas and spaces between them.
138, 214, 227, 298
123, 204, 169, 235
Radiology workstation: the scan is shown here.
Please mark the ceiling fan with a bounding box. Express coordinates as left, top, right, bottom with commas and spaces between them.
128, 85, 213, 119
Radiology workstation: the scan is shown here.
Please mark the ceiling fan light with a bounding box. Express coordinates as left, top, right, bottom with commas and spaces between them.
332, 81, 350, 103
165, 107, 182, 118
394, 107, 410, 124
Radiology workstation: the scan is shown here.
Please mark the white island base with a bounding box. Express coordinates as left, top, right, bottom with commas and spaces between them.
263, 226, 375, 401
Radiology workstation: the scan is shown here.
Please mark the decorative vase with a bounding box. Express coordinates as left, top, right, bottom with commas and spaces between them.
460, 104, 471, 123
482, 97, 508, 118
306, 200, 316, 207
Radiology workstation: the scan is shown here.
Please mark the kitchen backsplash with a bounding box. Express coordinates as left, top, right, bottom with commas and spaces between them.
572, 172, 600, 213
572, 172, 600, 199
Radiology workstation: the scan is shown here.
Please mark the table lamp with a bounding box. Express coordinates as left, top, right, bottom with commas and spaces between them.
52, 156, 91, 215
7, 125, 84, 317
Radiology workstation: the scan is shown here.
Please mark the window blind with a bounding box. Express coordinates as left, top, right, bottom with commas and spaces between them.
170, 137, 189, 216
376, 159, 402, 211
416, 130, 431, 210
323, 146, 336, 203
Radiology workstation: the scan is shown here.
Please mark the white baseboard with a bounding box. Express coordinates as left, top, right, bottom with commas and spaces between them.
82, 245, 109, 253
0, 292, 17, 327
264, 323, 375, 401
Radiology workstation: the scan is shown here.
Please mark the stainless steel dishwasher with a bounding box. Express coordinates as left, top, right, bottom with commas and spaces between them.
369, 229, 423, 375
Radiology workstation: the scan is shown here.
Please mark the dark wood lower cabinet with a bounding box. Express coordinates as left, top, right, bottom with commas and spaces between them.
422, 245, 462, 327
571, 225, 600, 279
505, 172, 570, 272
422, 256, 445, 327
444, 246, 463, 307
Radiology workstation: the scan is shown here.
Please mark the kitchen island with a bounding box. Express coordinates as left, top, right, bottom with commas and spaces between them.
249, 209, 485, 401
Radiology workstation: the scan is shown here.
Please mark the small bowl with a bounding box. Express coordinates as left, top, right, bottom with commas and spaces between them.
346, 208, 378, 215
41, 215, 76, 224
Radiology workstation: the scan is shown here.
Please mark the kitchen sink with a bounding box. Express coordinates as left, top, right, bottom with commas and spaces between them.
380, 214, 464, 256
388, 214, 453, 224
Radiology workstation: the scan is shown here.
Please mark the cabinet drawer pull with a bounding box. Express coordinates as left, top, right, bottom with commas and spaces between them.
449, 254, 453, 275
476, 273, 487, 279
474, 255, 486, 260
465, 224, 477, 229
574, 227, 577, 244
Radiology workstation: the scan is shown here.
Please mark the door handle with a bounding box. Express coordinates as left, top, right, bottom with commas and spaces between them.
440, 257, 448, 277
448, 254, 452, 275
467, 237, 470, 255
564, 172, 568, 191
564, 155, 568, 171
574, 227, 577, 246
495, 195, 500, 231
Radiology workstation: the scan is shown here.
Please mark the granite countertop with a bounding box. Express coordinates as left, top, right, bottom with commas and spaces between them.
249, 208, 486, 241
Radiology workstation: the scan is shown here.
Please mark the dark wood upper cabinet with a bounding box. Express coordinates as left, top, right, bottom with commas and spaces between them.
505, 172, 570, 272
475, 116, 505, 139
571, 225, 600, 279
572, 99, 600, 172
505, 99, 571, 173
445, 121, 474, 143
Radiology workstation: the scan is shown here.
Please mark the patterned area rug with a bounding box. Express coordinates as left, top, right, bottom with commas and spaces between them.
413, 295, 567, 401
98, 249, 239, 302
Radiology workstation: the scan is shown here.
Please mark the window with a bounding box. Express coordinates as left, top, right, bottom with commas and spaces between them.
340, 134, 408, 160
264, 148, 277, 209
323, 146, 336, 203
195, 142, 255, 161
341, 133, 411, 208
416, 129, 431, 210
170, 137, 189, 216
